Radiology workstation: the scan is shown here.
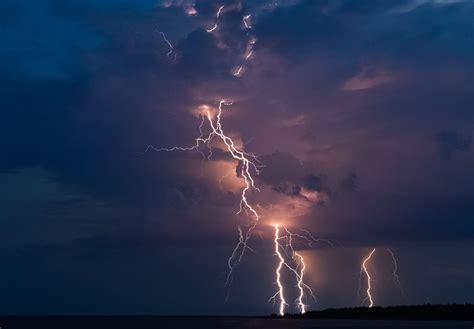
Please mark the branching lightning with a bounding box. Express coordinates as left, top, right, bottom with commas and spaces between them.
150, 3, 334, 316
147, 99, 318, 313
269, 224, 317, 315
359, 247, 403, 308
146, 100, 262, 290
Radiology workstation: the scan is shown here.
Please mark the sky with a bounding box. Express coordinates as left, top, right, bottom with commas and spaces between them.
0, 0, 473, 315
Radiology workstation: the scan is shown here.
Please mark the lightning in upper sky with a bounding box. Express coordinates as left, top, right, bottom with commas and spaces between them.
148, 2, 394, 316
206, 5, 225, 33
159, 31, 174, 57
158, 31, 178, 61
146, 100, 263, 290
146, 100, 261, 221
148, 4, 324, 314
233, 19, 256, 77
243, 14, 252, 29
147, 98, 319, 313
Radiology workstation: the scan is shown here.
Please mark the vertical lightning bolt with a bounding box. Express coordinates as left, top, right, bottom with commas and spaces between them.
386, 248, 400, 285
358, 247, 404, 307
206, 5, 225, 33
360, 248, 376, 308
270, 224, 287, 316
386, 248, 404, 296
269, 225, 316, 315
293, 251, 307, 314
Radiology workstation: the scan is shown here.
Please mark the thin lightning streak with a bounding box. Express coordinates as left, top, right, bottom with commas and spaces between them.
360, 248, 376, 308
386, 248, 404, 295
245, 50, 253, 60
159, 31, 175, 58
206, 5, 225, 33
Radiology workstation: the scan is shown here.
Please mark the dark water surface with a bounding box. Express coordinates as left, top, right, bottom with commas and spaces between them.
0, 316, 472, 329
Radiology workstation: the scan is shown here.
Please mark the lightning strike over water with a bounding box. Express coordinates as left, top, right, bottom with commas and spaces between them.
386, 248, 404, 295
206, 5, 225, 33
270, 225, 288, 316
359, 247, 403, 308
360, 248, 376, 308
150, 4, 322, 315
269, 225, 317, 315
147, 98, 318, 313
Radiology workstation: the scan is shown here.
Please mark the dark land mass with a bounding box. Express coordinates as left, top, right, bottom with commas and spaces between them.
278, 304, 474, 321
0, 305, 472, 329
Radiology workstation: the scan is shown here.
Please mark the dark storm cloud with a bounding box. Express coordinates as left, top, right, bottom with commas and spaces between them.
1, 0, 474, 314
1, 0, 472, 248
0, 1, 25, 27
436, 130, 472, 159
258, 151, 330, 200
236, 0, 474, 244
340, 172, 357, 191
256, 0, 474, 62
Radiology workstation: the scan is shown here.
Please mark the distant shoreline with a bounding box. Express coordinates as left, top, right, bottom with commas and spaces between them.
273, 304, 474, 321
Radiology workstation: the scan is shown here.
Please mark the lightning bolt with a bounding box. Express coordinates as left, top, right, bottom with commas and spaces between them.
269, 224, 317, 315
206, 5, 225, 33
360, 247, 376, 308
158, 31, 176, 59
243, 14, 252, 29
270, 224, 288, 316
146, 100, 262, 290
358, 247, 404, 307
233, 65, 244, 77
233, 20, 257, 77
152, 4, 323, 314
147, 101, 318, 313
386, 248, 404, 295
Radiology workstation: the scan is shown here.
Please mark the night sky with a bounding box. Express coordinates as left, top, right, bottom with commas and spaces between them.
0, 0, 473, 315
